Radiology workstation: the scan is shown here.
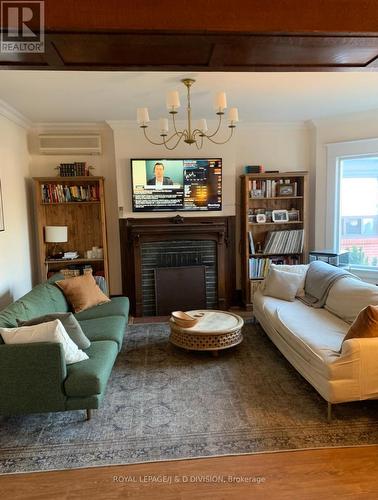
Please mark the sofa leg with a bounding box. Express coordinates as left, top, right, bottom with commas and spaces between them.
327, 402, 332, 422
86, 409, 92, 421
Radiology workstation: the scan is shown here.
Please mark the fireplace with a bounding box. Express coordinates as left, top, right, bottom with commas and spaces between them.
119, 216, 235, 316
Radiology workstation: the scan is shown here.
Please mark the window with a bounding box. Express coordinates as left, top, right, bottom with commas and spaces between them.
339, 157, 378, 268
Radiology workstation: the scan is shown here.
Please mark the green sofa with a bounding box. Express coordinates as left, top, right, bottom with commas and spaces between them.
0, 274, 129, 420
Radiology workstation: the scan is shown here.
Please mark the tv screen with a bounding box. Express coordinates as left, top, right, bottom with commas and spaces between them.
131, 158, 222, 212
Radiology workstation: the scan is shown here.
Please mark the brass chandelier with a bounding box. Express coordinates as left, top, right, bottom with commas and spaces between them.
137, 78, 239, 150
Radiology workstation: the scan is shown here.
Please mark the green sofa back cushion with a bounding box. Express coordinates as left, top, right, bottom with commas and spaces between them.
0, 277, 70, 341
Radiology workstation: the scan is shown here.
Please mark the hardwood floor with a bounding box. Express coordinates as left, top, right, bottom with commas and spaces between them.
1, 446, 378, 500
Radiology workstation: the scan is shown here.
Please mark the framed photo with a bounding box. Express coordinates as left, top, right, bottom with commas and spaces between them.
272, 209, 289, 223
0, 180, 4, 232
288, 208, 300, 221
256, 213, 266, 224
278, 183, 295, 197
251, 189, 263, 198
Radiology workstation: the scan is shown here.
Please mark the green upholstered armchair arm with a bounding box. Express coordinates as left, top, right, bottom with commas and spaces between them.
0, 343, 68, 415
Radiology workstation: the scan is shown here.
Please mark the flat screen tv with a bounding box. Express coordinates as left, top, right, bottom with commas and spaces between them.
131, 158, 222, 212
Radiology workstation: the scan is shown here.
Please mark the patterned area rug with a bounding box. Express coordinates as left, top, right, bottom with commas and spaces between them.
1, 323, 378, 473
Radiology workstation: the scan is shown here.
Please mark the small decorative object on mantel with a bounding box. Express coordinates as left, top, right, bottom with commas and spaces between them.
172, 215, 184, 224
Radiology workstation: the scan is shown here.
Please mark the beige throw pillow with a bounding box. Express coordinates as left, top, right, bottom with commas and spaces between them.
270, 264, 308, 297
56, 274, 110, 313
263, 268, 303, 302
0, 319, 88, 364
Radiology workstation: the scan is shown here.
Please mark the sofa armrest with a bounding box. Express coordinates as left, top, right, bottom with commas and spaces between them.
333, 338, 378, 401
0, 343, 68, 415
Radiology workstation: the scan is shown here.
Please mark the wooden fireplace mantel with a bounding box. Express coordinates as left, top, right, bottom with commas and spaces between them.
119, 216, 236, 316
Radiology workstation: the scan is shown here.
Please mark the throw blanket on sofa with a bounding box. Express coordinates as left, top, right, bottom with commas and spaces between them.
299, 260, 353, 308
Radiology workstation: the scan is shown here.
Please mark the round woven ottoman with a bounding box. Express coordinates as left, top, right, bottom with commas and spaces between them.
169, 310, 244, 356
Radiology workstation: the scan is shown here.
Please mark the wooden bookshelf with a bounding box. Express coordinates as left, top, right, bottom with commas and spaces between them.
34, 176, 109, 284
240, 171, 308, 309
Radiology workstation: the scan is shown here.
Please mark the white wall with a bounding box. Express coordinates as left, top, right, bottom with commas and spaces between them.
312, 109, 378, 250
109, 120, 312, 287
29, 124, 122, 295
0, 114, 32, 309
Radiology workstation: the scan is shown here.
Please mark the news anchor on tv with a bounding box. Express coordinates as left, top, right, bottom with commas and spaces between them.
147, 162, 173, 187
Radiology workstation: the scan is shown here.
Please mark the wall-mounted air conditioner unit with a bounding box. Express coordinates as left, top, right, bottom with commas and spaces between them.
38, 134, 102, 155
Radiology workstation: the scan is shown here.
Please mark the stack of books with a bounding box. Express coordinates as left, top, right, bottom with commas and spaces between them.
58, 162, 88, 177
263, 229, 304, 254
248, 178, 298, 198
41, 183, 100, 203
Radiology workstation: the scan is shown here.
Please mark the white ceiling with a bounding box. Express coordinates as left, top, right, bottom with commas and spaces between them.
1, 71, 378, 123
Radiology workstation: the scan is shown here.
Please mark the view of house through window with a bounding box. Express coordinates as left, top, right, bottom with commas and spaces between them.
340, 157, 378, 267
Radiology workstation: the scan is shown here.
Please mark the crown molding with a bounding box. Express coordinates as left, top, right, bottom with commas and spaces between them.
0, 99, 32, 129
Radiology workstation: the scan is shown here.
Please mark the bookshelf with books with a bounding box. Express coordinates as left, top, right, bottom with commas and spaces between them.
34, 176, 109, 284
240, 171, 308, 308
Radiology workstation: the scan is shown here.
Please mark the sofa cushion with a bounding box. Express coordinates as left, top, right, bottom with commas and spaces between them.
325, 276, 378, 324
79, 316, 126, 351
273, 301, 348, 367
0, 319, 89, 365
343, 305, 378, 344
56, 274, 110, 313
64, 340, 118, 397
18, 313, 90, 350
263, 268, 303, 301
270, 264, 308, 297
75, 296, 129, 321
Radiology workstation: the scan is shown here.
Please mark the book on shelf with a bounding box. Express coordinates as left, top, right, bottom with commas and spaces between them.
248, 231, 255, 254
248, 178, 298, 198
248, 255, 301, 279
57, 162, 88, 177
263, 229, 304, 254
41, 183, 100, 203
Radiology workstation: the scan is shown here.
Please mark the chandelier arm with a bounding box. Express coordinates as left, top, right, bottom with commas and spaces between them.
162, 132, 185, 150
205, 113, 223, 138
203, 126, 235, 145
172, 112, 188, 141
195, 134, 204, 150
142, 127, 167, 146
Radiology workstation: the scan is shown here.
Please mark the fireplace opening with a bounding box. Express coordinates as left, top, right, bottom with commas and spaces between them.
141, 240, 217, 316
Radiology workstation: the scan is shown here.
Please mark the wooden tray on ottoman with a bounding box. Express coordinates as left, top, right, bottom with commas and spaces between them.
169, 310, 244, 355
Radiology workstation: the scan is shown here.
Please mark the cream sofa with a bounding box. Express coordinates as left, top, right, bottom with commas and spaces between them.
254, 274, 378, 419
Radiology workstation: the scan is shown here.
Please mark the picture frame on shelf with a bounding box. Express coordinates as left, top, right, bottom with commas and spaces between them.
272, 209, 289, 222
251, 189, 263, 198
256, 214, 266, 224
288, 208, 300, 221
278, 183, 295, 196
0, 180, 4, 231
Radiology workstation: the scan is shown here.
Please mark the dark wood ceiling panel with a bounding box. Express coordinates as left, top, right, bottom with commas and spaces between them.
0, 33, 378, 71
218, 36, 378, 67
53, 34, 214, 66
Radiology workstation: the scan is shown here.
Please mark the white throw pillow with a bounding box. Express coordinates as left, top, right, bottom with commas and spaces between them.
0, 319, 89, 365
325, 276, 378, 324
263, 268, 303, 302
270, 264, 309, 297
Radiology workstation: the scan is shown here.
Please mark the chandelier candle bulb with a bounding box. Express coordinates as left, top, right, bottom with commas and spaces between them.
166, 90, 180, 111
137, 107, 150, 125
215, 91, 227, 112
229, 107, 239, 123
159, 118, 169, 134
199, 118, 208, 133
